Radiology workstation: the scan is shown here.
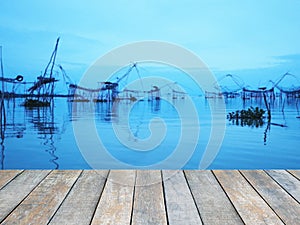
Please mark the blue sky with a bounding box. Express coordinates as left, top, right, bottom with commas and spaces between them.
0, 0, 300, 86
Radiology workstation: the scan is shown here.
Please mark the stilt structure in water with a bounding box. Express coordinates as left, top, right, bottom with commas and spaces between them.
205, 74, 244, 98
270, 72, 300, 99
0, 46, 24, 98
0, 47, 6, 131
68, 82, 119, 102
68, 63, 141, 102
23, 38, 60, 108
241, 85, 274, 120
242, 86, 275, 100
0, 46, 25, 168
0, 46, 6, 169
68, 62, 187, 103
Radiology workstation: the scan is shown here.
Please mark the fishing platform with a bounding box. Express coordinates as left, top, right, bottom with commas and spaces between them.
0, 170, 299, 224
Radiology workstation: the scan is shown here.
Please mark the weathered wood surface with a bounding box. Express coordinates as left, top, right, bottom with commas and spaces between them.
242, 170, 300, 224
185, 170, 244, 225
266, 170, 300, 203
91, 170, 135, 225
0, 170, 299, 225
162, 170, 202, 225
1, 170, 81, 225
131, 170, 167, 225
50, 170, 109, 225
214, 170, 284, 225
0, 170, 22, 189
289, 170, 300, 180
0, 170, 50, 223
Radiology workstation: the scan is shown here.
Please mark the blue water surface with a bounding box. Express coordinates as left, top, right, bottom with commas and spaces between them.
1, 96, 300, 169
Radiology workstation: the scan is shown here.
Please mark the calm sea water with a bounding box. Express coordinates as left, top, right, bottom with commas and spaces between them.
1, 96, 299, 169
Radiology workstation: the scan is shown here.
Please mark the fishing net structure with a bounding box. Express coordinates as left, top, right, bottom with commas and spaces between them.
270, 72, 300, 97
242, 72, 300, 100
242, 86, 275, 100
23, 38, 61, 107
68, 63, 138, 102
205, 74, 244, 98
68, 63, 187, 102
68, 82, 119, 102
205, 72, 300, 100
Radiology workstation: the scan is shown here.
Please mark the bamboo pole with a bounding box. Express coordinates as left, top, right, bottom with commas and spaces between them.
263, 91, 271, 120
0, 46, 6, 139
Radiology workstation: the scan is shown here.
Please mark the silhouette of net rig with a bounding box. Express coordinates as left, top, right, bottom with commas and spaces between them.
0, 37, 74, 108
1, 37, 187, 109
205, 72, 300, 100
68, 63, 187, 103
1, 36, 299, 106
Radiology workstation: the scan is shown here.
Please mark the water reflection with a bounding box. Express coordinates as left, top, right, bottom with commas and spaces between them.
93, 98, 162, 122
0, 96, 299, 169
0, 139, 4, 169
263, 123, 270, 145
44, 134, 58, 169
93, 99, 163, 140
26, 103, 57, 135
151, 99, 161, 112
227, 96, 300, 147
0, 99, 60, 169
26, 102, 59, 169
95, 101, 117, 122
228, 117, 265, 127
0, 98, 6, 169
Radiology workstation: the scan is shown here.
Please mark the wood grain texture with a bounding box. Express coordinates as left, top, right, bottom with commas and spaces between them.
266, 170, 300, 203
288, 170, 300, 180
0, 170, 50, 223
1, 170, 81, 225
91, 170, 135, 225
0, 170, 23, 189
185, 170, 244, 225
242, 170, 300, 225
162, 170, 202, 225
214, 170, 284, 225
49, 170, 109, 225
0, 170, 298, 224
131, 170, 167, 225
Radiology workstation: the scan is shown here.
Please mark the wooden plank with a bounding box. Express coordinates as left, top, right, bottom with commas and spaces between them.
1, 170, 81, 225
0, 170, 50, 223
266, 170, 300, 203
131, 170, 167, 225
91, 170, 135, 225
0, 170, 23, 189
162, 170, 202, 225
242, 170, 300, 225
214, 170, 284, 225
288, 170, 300, 180
185, 170, 243, 225
49, 170, 109, 225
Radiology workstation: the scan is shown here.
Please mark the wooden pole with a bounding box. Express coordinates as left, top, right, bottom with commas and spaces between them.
263, 91, 271, 120
0, 46, 6, 139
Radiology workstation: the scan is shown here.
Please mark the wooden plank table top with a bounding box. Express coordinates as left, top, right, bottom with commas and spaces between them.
0, 170, 299, 225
